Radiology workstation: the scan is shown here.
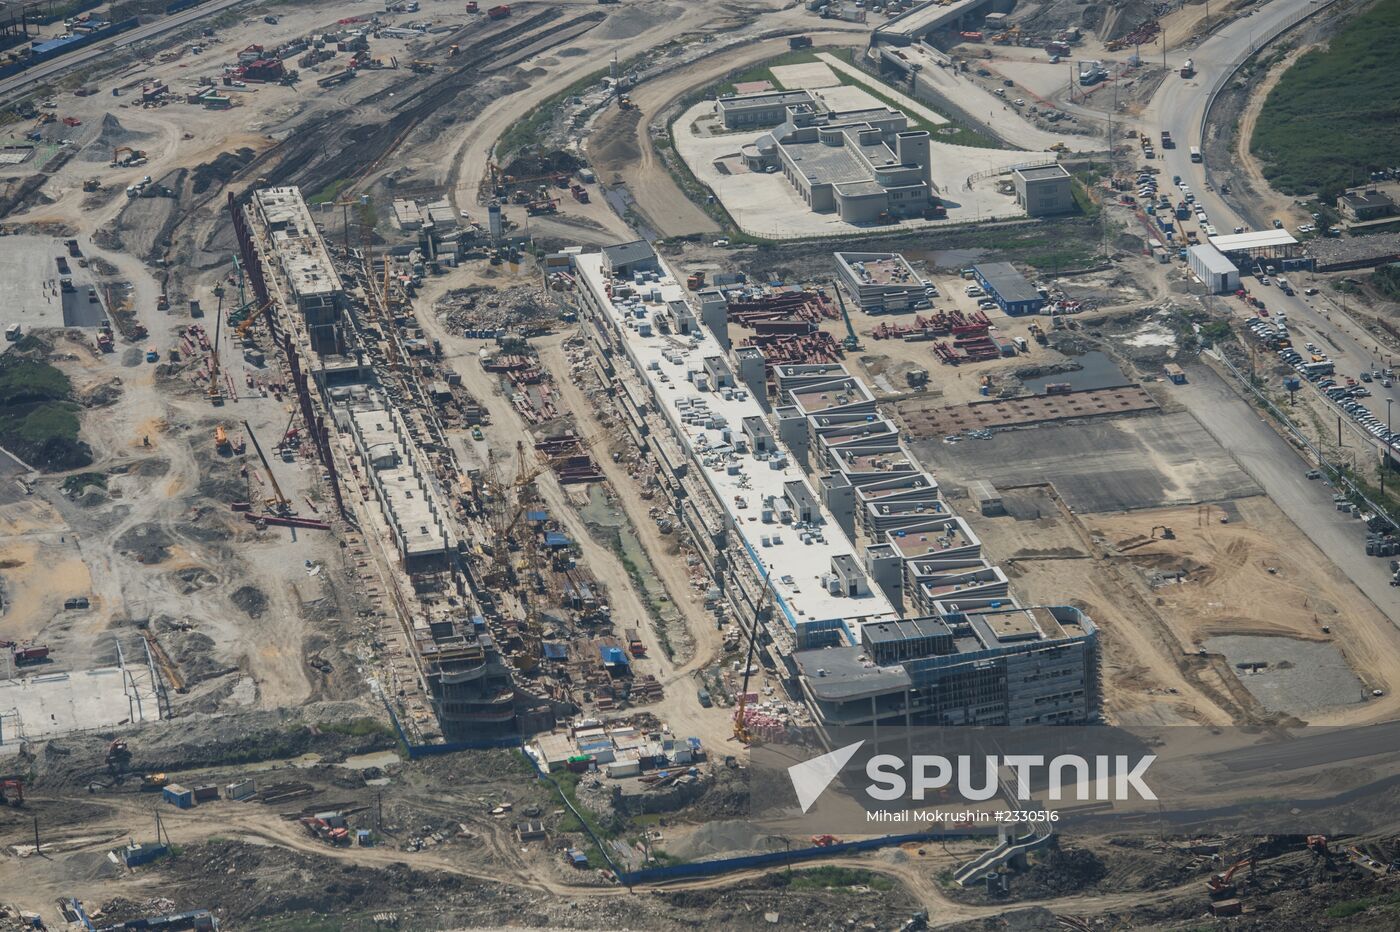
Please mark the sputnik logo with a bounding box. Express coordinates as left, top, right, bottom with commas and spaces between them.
787, 740, 865, 813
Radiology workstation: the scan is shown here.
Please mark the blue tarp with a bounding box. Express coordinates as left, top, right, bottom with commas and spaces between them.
544, 531, 571, 548
526, 510, 549, 523
542, 642, 568, 660
600, 646, 630, 666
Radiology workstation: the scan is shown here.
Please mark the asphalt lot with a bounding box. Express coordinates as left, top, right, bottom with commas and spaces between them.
1174, 359, 1400, 624
912, 409, 1260, 514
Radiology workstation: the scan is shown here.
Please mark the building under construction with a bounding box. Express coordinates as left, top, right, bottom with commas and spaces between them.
252, 187, 347, 355
570, 240, 1099, 740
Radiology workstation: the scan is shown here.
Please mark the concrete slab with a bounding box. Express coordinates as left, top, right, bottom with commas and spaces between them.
771, 61, 840, 90
812, 84, 885, 114
733, 80, 774, 95
909, 410, 1261, 514
674, 101, 1029, 240
816, 52, 949, 126
0, 235, 75, 334
0, 663, 162, 745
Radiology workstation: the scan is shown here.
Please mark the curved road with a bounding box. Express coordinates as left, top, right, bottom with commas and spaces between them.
0, 0, 249, 103
1136, 0, 1400, 623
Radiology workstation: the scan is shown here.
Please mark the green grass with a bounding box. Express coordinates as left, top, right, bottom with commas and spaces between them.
60, 471, 107, 495
0, 355, 90, 471
307, 178, 351, 206
1325, 892, 1400, 920
318, 717, 395, 740
1373, 262, 1400, 300
1251, 0, 1400, 200
497, 66, 612, 161
713, 48, 822, 97
774, 866, 896, 892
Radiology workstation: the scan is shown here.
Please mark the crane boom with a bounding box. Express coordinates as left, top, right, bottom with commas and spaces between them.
732, 568, 774, 745
832, 284, 860, 351
242, 419, 289, 512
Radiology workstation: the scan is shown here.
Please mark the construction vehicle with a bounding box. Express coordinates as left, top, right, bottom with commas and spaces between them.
1206, 857, 1255, 899
810, 834, 840, 846
215, 425, 232, 453
111, 146, 147, 167
1150, 525, 1175, 540
789, 35, 813, 50
570, 183, 589, 203
236, 299, 274, 340
83, 178, 101, 192
1180, 58, 1195, 79
449, 44, 460, 56
1307, 835, 1330, 857
3, 640, 50, 664
832, 283, 861, 351
106, 740, 132, 774
0, 777, 24, 807
409, 60, 435, 74
140, 773, 170, 792
243, 419, 293, 516
466, 1, 479, 10
301, 816, 353, 846
487, 4, 510, 18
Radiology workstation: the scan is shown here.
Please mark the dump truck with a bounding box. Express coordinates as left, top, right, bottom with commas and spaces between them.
788, 35, 813, 49
487, 4, 510, 19
570, 183, 589, 203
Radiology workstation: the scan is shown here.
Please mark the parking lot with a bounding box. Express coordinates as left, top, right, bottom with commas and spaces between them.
0, 234, 104, 335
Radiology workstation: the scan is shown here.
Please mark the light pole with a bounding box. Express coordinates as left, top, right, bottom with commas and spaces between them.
1386, 398, 1394, 496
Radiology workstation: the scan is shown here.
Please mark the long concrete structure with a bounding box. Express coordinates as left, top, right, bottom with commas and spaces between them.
574, 240, 1099, 737
252, 187, 345, 355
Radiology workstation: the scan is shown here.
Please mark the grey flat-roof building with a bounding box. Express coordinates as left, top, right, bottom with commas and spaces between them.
834, 251, 932, 313
1012, 163, 1073, 217
723, 92, 934, 224
972, 262, 1044, 315
795, 605, 1099, 731
716, 89, 817, 129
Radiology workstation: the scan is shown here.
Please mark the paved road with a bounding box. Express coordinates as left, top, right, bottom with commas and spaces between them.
1128, 0, 1400, 619
0, 0, 249, 103
1176, 361, 1400, 620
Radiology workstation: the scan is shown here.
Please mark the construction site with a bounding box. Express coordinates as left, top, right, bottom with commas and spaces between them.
2, 0, 1400, 928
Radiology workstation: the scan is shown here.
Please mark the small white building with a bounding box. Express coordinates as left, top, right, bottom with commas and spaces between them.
1188, 243, 1239, 294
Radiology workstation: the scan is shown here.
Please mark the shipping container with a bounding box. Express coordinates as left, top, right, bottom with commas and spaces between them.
193, 784, 220, 802
225, 779, 256, 800
162, 784, 193, 808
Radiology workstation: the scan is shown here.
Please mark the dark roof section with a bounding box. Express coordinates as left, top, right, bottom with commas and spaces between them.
974, 261, 1041, 304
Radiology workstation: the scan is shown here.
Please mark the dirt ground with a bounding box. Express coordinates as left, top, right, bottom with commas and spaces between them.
959, 485, 1400, 727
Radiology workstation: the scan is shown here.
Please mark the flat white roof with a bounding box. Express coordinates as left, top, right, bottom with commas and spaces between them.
1188, 243, 1238, 275
576, 252, 897, 634
1208, 230, 1298, 252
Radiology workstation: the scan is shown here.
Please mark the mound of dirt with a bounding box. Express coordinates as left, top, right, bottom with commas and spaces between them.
84, 113, 151, 162
154, 614, 235, 685
191, 147, 256, 195
231, 584, 269, 618
115, 522, 174, 563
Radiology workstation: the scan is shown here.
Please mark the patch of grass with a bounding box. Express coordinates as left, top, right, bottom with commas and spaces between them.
319, 717, 395, 740
498, 66, 611, 160
1251, 0, 1400, 200
774, 866, 896, 892
307, 178, 351, 206
1325, 892, 1400, 919
1373, 262, 1400, 301
0, 355, 90, 472
60, 471, 107, 495
712, 48, 822, 97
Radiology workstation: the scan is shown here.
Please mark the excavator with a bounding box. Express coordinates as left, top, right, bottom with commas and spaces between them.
1206, 856, 1255, 899
236, 299, 275, 340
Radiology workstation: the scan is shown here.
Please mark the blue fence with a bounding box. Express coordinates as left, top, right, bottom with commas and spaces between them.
165, 0, 207, 14
0, 17, 137, 81
379, 695, 949, 886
